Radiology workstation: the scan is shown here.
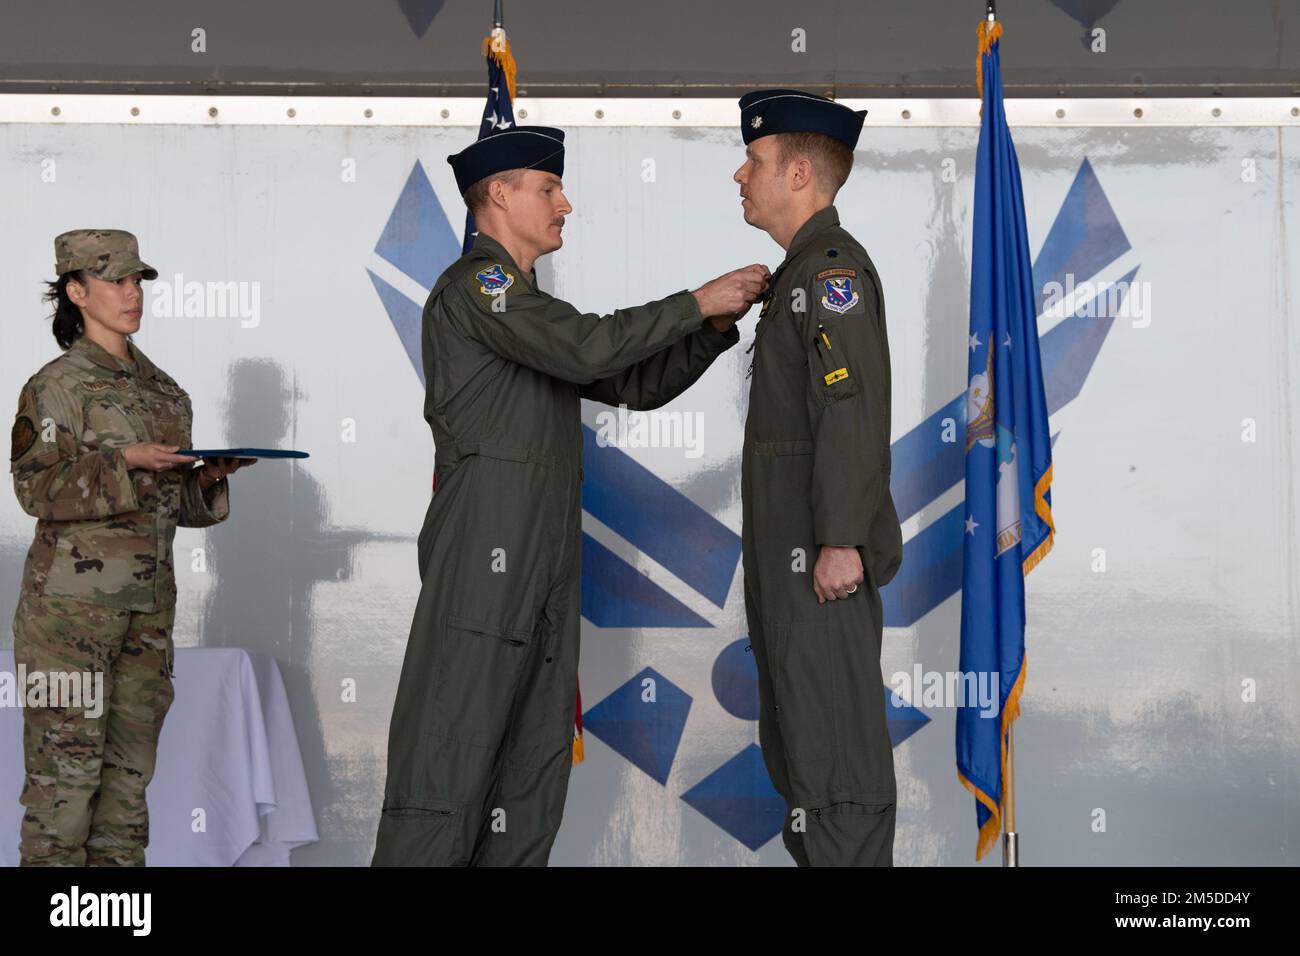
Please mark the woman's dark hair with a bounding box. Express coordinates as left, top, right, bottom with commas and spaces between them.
43, 271, 87, 350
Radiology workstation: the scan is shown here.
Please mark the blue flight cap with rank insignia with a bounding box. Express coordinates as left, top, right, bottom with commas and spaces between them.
447, 126, 567, 195
738, 89, 867, 150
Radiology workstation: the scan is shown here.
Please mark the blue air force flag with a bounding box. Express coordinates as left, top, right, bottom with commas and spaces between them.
956, 19, 1056, 862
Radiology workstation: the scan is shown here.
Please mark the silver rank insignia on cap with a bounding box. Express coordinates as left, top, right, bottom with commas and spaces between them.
751, 115, 763, 129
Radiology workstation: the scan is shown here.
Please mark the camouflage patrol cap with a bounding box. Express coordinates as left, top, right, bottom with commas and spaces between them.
54, 229, 158, 281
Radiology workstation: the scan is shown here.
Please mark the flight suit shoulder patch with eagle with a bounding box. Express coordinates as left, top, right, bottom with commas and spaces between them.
814, 266, 865, 316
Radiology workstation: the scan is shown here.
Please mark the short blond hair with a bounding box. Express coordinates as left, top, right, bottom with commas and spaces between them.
775, 132, 854, 196
463, 168, 526, 214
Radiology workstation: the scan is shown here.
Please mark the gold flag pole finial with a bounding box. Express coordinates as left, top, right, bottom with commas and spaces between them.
976, 3, 1004, 103
482, 1, 517, 102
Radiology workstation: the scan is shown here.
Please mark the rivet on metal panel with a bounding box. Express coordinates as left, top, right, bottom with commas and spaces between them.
364, 108, 373, 119
1133, 108, 1143, 118
1292, 107, 1299, 117
595, 109, 605, 119
130, 107, 139, 117
51, 106, 60, 116
440, 109, 449, 119
518, 108, 528, 118
672, 110, 681, 120
1212, 107, 1221, 117
208, 106, 218, 118
902, 110, 911, 120
1056, 109, 1065, 119
287, 108, 296, 118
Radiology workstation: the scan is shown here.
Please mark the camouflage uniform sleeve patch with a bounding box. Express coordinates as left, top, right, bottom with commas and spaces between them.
10, 415, 36, 462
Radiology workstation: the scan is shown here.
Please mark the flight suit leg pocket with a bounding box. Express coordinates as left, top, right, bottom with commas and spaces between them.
373, 797, 465, 866
445, 456, 550, 635
768, 620, 839, 809
422, 615, 536, 807
803, 800, 897, 867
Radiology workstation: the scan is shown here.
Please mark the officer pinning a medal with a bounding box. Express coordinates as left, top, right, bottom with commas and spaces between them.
733, 91, 905, 866
8, 229, 254, 865
372, 126, 768, 866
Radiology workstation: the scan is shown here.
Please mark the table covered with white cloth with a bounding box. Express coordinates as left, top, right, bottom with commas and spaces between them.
0, 647, 317, 866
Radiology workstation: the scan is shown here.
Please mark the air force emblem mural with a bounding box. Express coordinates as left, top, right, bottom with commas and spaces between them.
370, 155, 1132, 853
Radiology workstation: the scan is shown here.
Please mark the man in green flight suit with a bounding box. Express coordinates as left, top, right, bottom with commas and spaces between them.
372, 126, 768, 866
734, 90, 904, 866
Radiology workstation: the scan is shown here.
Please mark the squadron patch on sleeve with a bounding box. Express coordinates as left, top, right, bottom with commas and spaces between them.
475, 264, 515, 296
10, 415, 37, 462
819, 274, 860, 315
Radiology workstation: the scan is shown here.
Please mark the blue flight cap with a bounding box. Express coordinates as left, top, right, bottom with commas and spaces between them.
447, 126, 566, 195
738, 89, 866, 150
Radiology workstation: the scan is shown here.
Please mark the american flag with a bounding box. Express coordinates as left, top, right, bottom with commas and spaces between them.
461, 26, 517, 253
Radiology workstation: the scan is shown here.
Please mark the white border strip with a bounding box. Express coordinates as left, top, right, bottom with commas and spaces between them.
2, 95, 1298, 127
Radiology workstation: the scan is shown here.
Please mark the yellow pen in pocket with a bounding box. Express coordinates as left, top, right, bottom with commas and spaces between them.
813, 326, 849, 386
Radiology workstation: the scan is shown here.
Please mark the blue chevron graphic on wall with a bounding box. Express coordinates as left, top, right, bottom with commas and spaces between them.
369, 155, 1131, 850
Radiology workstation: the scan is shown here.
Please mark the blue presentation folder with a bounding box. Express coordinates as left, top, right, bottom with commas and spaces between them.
178, 448, 310, 459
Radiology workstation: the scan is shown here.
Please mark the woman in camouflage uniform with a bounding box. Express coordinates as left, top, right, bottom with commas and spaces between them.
8, 229, 254, 866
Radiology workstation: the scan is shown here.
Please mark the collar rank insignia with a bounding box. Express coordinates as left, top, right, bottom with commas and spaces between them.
476, 263, 515, 296
820, 276, 860, 314
751, 115, 763, 130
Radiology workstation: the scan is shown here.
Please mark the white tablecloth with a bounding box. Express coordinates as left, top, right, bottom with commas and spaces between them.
0, 647, 318, 866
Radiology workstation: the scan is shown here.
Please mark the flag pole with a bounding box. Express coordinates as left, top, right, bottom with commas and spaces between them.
1003, 725, 1018, 865
984, 0, 1021, 870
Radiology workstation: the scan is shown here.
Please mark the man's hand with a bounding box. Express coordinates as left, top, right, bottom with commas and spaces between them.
693, 264, 770, 323
813, 544, 864, 603
123, 443, 198, 472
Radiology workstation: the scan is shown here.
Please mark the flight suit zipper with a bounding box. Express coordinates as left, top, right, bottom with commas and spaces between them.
746, 266, 787, 379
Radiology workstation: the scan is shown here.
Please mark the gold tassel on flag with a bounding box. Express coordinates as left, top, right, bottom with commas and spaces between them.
976, 19, 1003, 105
483, 27, 518, 102
572, 684, 585, 765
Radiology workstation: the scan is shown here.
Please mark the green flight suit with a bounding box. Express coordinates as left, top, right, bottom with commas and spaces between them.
373, 232, 739, 866
741, 205, 903, 866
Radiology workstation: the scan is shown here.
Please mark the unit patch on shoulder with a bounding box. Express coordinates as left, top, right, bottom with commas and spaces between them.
475, 264, 515, 296
820, 274, 860, 314
10, 415, 36, 462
